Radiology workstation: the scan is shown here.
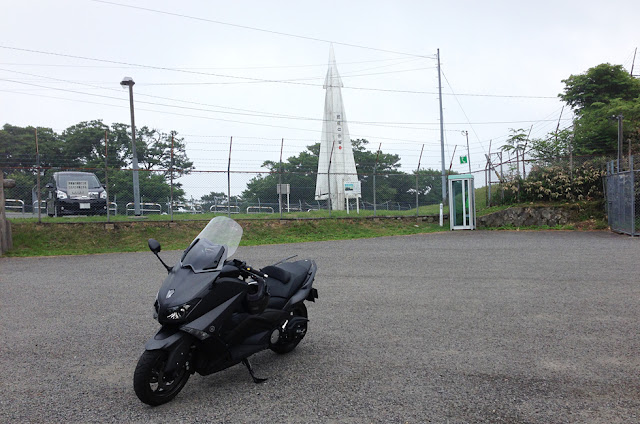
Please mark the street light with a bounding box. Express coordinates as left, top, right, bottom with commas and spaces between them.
120, 77, 141, 216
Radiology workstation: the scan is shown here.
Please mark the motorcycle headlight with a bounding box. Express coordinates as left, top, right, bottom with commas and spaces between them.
100, 191, 107, 199
166, 299, 201, 321
56, 190, 68, 199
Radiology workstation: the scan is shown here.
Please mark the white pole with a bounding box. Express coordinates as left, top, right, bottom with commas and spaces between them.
438, 49, 446, 202
439, 203, 443, 227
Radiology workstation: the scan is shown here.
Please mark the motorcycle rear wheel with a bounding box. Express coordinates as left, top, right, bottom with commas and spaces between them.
133, 350, 190, 406
270, 303, 308, 354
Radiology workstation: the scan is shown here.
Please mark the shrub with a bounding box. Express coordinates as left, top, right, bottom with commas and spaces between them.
494, 157, 607, 204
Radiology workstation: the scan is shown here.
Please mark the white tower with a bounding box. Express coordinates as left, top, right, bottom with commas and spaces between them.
315, 46, 359, 210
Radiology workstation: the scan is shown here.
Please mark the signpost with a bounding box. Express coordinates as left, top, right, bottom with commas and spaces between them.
67, 180, 89, 198
277, 184, 290, 212
344, 181, 361, 214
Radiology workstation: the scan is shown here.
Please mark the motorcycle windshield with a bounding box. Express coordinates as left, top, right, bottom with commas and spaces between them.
181, 216, 243, 273
195, 216, 243, 257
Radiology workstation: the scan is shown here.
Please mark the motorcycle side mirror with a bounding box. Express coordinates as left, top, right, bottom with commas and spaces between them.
148, 238, 161, 254
148, 239, 172, 273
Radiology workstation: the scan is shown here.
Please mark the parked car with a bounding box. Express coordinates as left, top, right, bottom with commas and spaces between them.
45, 171, 107, 217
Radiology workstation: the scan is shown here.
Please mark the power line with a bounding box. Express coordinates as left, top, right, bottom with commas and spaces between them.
89, 0, 436, 59
0, 71, 567, 128
0, 45, 558, 98
0, 56, 422, 70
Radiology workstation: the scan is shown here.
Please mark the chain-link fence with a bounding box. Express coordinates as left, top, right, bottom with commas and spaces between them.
1, 165, 447, 221
605, 155, 640, 236
482, 154, 609, 207
1, 125, 456, 221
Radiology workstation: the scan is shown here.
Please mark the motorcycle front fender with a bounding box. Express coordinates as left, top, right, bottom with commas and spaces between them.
144, 327, 185, 351
144, 328, 195, 376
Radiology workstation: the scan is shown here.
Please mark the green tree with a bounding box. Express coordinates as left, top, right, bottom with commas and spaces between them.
1, 124, 60, 204
134, 127, 194, 176
528, 129, 572, 163
107, 169, 185, 213
0, 124, 60, 169
241, 139, 425, 207
242, 143, 320, 206
559, 63, 640, 155
199, 191, 244, 212
1, 121, 193, 210
407, 169, 444, 205
500, 128, 529, 176
559, 63, 640, 111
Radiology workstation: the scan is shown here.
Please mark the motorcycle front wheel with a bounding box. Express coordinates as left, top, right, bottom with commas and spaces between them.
133, 350, 190, 406
270, 302, 308, 354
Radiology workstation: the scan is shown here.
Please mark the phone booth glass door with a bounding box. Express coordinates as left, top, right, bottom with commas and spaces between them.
448, 175, 475, 230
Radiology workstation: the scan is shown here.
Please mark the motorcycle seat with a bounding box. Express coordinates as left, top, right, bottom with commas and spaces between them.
262, 260, 312, 306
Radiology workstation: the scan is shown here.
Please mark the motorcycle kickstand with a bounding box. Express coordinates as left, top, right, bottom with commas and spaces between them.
242, 358, 267, 384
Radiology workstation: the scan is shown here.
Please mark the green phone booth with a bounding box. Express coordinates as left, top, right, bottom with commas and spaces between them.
448, 174, 476, 230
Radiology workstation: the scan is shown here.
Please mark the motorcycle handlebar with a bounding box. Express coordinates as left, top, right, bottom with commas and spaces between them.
229, 259, 267, 280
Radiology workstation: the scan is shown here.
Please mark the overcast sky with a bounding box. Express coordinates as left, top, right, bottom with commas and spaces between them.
1, 0, 638, 197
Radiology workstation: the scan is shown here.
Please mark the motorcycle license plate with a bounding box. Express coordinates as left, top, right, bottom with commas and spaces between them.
79, 203, 90, 209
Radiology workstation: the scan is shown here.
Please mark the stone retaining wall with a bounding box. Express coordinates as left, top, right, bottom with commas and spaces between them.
477, 206, 571, 228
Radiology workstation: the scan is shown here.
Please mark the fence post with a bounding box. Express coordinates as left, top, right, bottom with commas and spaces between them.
35, 128, 42, 223
227, 137, 233, 218
569, 143, 573, 182
170, 133, 174, 221
279, 138, 284, 219
631, 155, 635, 236
373, 143, 381, 217
416, 144, 424, 218
485, 155, 489, 207
105, 130, 110, 223
1, 171, 13, 254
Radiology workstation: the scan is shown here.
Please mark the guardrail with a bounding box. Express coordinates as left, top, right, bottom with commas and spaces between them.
169, 203, 203, 214
126, 202, 162, 215
5, 199, 25, 213
32, 200, 46, 213
108, 202, 118, 215
209, 205, 240, 214
246, 206, 275, 214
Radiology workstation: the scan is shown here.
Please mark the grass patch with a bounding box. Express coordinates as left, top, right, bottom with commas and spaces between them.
5, 218, 446, 257
4, 199, 608, 257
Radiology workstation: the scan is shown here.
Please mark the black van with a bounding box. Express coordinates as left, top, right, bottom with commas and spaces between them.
45, 171, 107, 217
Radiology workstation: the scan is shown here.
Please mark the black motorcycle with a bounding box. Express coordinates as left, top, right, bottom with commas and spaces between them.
134, 216, 318, 406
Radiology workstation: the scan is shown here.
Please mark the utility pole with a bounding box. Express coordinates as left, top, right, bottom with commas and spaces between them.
437, 48, 446, 202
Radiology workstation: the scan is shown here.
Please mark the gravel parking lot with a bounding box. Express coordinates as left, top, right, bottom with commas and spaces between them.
1, 230, 639, 423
